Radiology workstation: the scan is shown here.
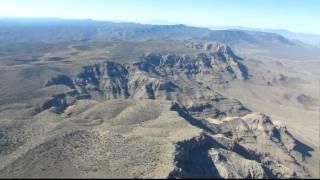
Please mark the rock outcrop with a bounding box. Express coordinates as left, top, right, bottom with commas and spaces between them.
169, 113, 311, 178
44, 43, 250, 118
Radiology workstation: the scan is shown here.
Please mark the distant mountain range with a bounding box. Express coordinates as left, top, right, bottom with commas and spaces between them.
209, 26, 320, 47
0, 18, 296, 48
140, 19, 320, 48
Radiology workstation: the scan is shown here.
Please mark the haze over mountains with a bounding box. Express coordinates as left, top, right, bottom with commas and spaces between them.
1, 18, 319, 60
0, 18, 319, 178
0, 18, 296, 45
144, 19, 320, 48
209, 25, 320, 48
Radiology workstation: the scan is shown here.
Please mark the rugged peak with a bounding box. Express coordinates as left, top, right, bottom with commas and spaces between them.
185, 41, 237, 57
203, 42, 234, 55
139, 47, 248, 80
142, 48, 237, 68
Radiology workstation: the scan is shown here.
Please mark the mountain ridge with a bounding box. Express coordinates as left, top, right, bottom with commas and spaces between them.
0, 18, 296, 47
42, 43, 250, 119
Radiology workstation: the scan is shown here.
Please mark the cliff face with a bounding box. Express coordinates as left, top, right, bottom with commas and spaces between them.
43, 43, 250, 118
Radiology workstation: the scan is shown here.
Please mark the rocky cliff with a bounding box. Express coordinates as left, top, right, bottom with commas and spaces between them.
43, 43, 250, 119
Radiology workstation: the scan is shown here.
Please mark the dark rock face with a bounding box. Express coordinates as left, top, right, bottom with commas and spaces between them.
75, 62, 130, 99
296, 94, 318, 109
41, 91, 80, 113
45, 75, 75, 89
168, 134, 222, 179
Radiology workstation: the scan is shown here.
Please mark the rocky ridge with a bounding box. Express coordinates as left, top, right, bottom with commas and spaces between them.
0, 43, 313, 178
43, 43, 250, 119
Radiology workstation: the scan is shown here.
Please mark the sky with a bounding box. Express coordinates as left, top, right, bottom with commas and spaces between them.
0, 0, 319, 34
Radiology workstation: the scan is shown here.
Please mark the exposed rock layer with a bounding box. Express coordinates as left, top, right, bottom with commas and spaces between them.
43, 43, 250, 119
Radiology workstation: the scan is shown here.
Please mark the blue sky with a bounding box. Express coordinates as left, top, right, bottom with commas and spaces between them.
0, 0, 319, 34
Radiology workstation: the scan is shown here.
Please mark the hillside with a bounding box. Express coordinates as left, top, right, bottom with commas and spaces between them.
0, 41, 317, 178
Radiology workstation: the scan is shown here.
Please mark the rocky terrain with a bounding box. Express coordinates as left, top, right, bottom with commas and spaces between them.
41, 43, 250, 118
0, 99, 313, 178
0, 41, 316, 178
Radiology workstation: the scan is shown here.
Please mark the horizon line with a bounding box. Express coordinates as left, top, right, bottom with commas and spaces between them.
1, 16, 320, 36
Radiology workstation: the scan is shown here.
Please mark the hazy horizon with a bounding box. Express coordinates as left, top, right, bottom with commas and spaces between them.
0, 0, 319, 35
1, 16, 320, 37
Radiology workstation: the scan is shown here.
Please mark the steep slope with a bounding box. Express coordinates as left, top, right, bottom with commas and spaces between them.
169, 113, 311, 178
